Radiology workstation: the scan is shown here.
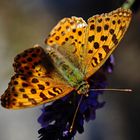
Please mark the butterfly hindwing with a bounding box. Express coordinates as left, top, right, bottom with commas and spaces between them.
83, 8, 132, 78
46, 16, 87, 69
1, 46, 73, 109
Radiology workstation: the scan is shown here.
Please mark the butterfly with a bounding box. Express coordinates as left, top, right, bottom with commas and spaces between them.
1, 8, 132, 109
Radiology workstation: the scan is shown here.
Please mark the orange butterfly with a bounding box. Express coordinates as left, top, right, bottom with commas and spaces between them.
1, 8, 132, 109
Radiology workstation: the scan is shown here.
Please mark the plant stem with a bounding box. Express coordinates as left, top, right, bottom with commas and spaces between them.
122, 0, 135, 9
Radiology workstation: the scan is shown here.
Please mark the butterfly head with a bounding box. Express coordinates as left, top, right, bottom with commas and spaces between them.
76, 81, 89, 96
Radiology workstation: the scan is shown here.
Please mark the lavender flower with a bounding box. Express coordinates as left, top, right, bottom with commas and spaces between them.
37, 55, 114, 140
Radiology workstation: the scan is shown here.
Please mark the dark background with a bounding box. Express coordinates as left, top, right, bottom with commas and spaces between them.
0, 0, 139, 140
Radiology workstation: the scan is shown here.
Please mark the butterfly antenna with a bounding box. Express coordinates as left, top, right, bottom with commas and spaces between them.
90, 88, 132, 93
69, 94, 83, 133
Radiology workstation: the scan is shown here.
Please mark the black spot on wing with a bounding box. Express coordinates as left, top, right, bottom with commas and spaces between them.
40, 92, 48, 101
28, 98, 37, 105
48, 91, 57, 97
88, 35, 95, 42
102, 45, 110, 54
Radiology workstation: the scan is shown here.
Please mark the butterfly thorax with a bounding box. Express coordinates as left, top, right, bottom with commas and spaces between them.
45, 45, 89, 95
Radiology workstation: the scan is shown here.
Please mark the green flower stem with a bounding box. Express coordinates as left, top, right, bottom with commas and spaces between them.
122, 0, 135, 9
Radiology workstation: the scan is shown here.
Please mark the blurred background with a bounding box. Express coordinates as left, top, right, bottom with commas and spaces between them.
0, 0, 140, 140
